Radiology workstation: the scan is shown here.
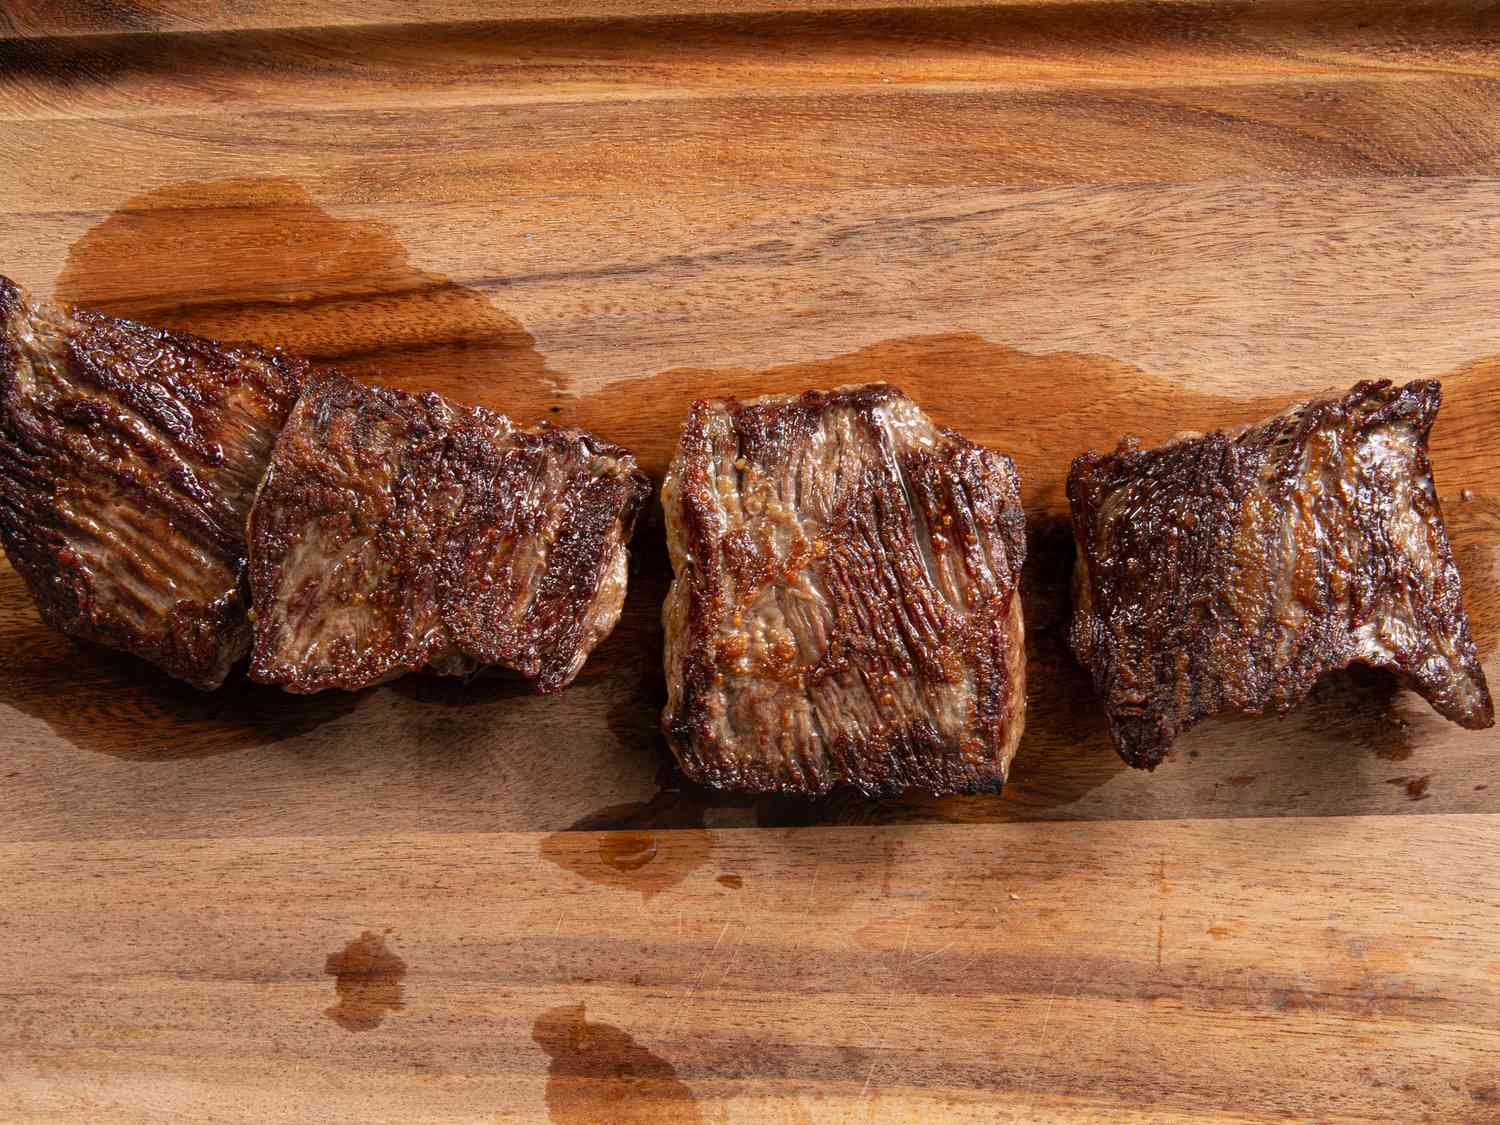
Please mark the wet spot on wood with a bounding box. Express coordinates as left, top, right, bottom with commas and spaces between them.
1207, 925, 1231, 940
1384, 774, 1432, 800
600, 832, 659, 872
324, 930, 406, 1032
533, 1003, 701, 1124
717, 874, 744, 890
0, 627, 361, 760
1002, 514, 1130, 810
539, 794, 711, 899
1443, 480, 1498, 659
59, 177, 561, 405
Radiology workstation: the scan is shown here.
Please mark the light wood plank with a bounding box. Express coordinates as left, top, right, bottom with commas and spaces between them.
5, 79, 1499, 216
6, 181, 1500, 399
3, 816, 1498, 1122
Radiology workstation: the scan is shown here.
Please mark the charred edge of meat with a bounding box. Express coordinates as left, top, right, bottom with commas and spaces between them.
0, 276, 305, 689
1067, 378, 1493, 769
246, 369, 650, 695
662, 383, 1027, 798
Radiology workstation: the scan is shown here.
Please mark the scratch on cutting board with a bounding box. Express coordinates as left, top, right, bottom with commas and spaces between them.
803, 861, 821, 914
1155, 852, 1169, 972
911, 941, 956, 968
661, 917, 734, 1036
1020, 953, 1106, 1113
715, 922, 749, 990
550, 912, 567, 980
883, 916, 917, 1015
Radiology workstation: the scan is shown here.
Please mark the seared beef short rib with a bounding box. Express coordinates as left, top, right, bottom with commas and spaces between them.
0, 277, 304, 688
247, 370, 650, 693
1068, 379, 1493, 768
662, 384, 1027, 796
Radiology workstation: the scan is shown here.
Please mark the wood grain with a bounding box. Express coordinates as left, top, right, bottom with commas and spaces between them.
4, 815, 1499, 1122
3, 0, 1481, 38
1, 5, 1499, 1119
5, 4, 1500, 210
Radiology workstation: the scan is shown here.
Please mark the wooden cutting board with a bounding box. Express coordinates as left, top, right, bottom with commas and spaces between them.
2, 3, 1498, 1121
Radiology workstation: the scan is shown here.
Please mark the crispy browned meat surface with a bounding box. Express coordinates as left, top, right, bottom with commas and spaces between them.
0, 277, 304, 689
661, 384, 1027, 797
246, 370, 650, 693
1069, 379, 1493, 769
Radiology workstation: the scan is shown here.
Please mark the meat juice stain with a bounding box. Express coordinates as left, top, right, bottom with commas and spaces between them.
1384, 774, 1433, 801
1302, 664, 1414, 761
600, 832, 658, 871
538, 794, 712, 898
532, 1003, 701, 1125
57, 177, 562, 409
558, 332, 1351, 500
0, 622, 361, 760
324, 930, 406, 1032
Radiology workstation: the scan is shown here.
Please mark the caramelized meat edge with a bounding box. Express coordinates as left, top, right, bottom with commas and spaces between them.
1068, 379, 1493, 768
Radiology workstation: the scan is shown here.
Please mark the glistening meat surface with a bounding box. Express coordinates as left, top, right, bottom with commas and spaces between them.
662, 384, 1027, 797
0, 277, 304, 689
247, 370, 650, 693
1068, 379, 1493, 768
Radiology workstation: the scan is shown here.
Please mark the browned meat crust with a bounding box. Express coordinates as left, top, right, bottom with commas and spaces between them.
1068, 379, 1493, 769
246, 370, 650, 693
0, 276, 304, 689
661, 384, 1027, 797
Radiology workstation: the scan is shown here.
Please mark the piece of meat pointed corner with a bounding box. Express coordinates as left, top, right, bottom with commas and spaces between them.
1068, 379, 1493, 769
661, 383, 1027, 797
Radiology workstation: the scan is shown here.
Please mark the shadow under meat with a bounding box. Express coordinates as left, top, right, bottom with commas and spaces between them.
0, 626, 358, 761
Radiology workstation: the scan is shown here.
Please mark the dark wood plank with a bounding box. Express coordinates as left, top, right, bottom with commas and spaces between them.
1, 0, 1453, 38
2, 177, 1496, 841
